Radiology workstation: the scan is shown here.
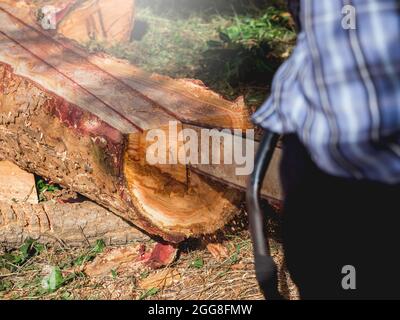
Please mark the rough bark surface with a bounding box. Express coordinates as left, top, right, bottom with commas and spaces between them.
0, 200, 149, 250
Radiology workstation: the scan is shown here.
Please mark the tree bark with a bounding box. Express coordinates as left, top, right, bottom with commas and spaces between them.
0, 4, 254, 242
0, 200, 149, 250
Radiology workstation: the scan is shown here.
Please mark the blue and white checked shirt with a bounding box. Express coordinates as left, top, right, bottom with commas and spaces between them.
253, 0, 400, 183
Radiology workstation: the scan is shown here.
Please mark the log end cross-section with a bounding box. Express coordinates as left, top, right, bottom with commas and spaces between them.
124, 132, 242, 239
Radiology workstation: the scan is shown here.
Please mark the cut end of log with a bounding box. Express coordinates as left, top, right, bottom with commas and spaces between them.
123, 132, 242, 242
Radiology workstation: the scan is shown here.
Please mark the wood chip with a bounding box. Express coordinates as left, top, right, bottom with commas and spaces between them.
84, 244, 143, 277
206, 243, 229, 261
0, 161, 38, 204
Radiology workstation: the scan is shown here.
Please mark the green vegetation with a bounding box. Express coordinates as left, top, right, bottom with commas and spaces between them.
36, 178, 61, 202
139, 287, 159, 300
135, 0, 287, 17
202, 7, 295, 97
86, 1, 295, 106
0, 239, 44, 271
41, 267, 64, 293
70, 239, 105, 267
190, 257, 204, 269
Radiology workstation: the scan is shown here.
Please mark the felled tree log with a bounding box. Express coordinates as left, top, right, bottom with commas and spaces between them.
0, 4, 255, 243
0, 200, 149, 250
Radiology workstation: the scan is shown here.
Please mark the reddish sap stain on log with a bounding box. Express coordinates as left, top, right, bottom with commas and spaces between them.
44, 95, 125, 173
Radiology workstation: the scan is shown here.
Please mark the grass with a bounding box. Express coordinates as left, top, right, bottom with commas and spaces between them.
135, 0, 288, 17
0, 239, 106, 300
85, 1, 295, 106
200, 6, 295, 99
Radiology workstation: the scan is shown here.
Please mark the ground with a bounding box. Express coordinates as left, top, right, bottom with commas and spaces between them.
1, 0, 298, 300
0, 232, 298, 300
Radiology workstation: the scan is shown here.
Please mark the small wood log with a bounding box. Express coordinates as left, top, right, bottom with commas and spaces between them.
0, 160, 38, 204
0, 200, 149, 250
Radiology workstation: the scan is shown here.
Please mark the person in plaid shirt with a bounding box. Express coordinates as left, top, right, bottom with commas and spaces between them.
254, 0, 400, 299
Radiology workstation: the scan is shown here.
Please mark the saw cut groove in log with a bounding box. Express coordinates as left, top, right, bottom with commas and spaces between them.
0, 200, 149, 250
0, 4, 251, 242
